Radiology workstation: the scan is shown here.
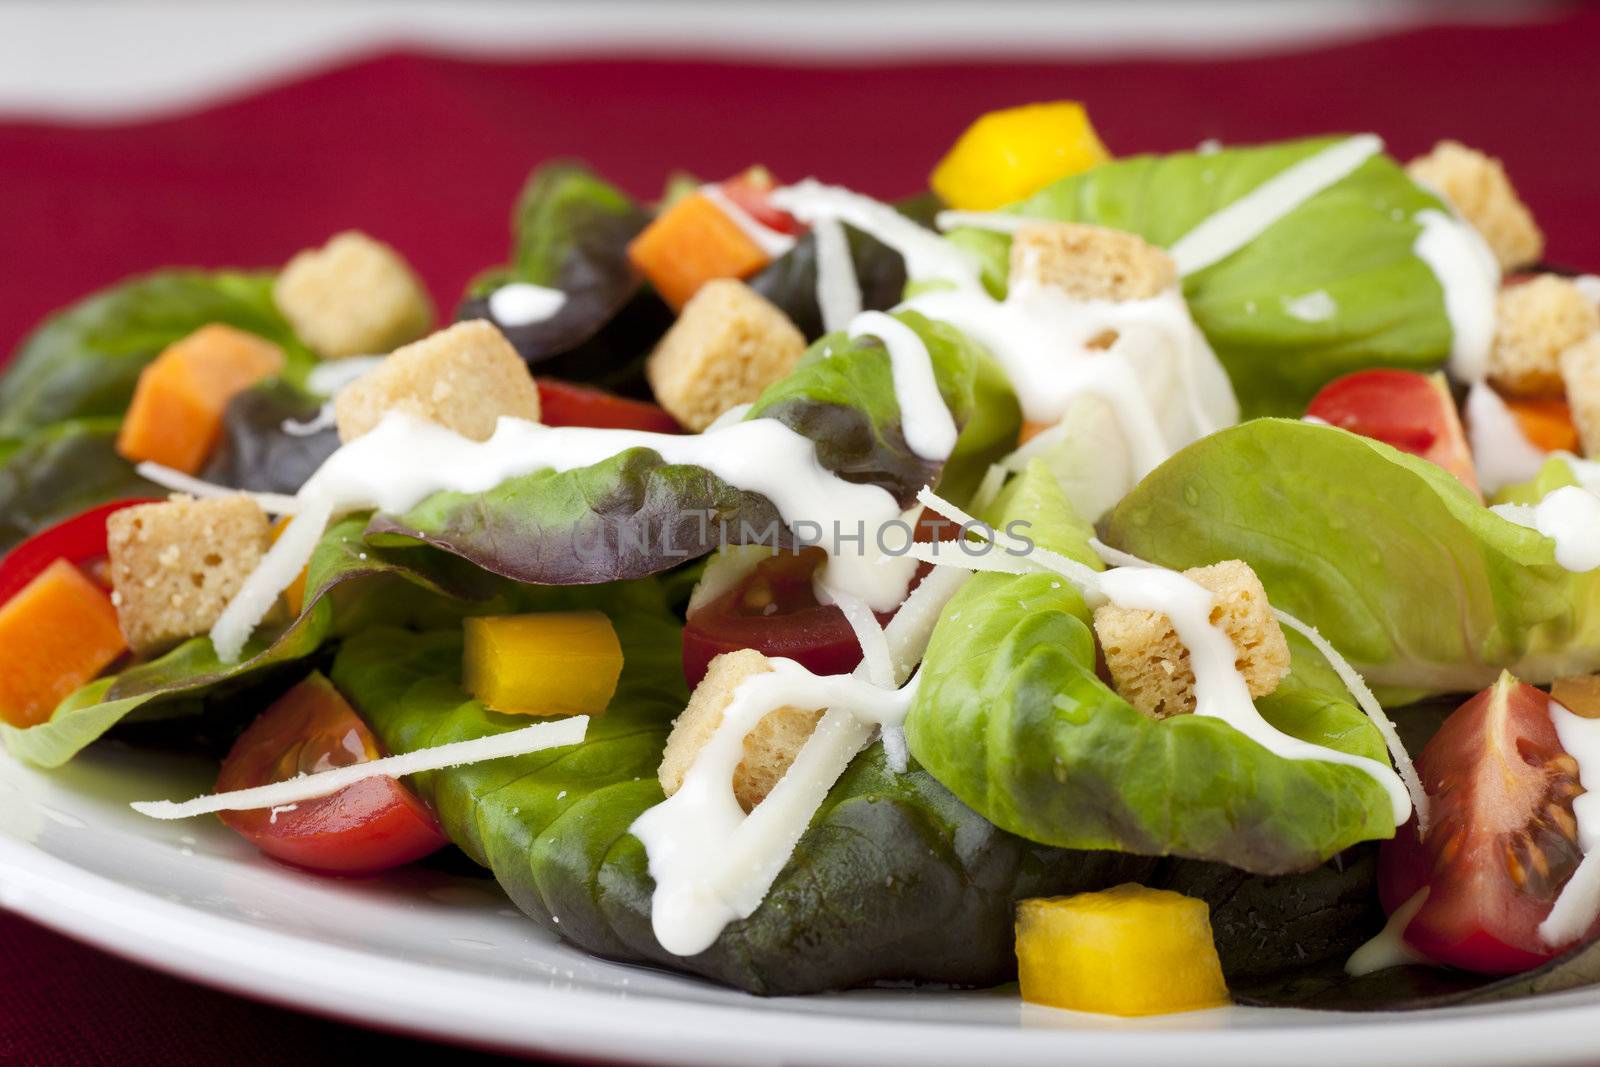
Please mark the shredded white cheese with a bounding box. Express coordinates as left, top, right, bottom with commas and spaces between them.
132, 715, 589, 819
933, 209, 1031, 234
135, 462, 303, 516
1169, 134, 1383, 276
210, 496, 335, 662
280, 402, 337, 438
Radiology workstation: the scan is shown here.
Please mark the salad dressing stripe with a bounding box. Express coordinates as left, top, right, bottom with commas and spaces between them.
1412, 208, 1500, 382
847, 311, 957, 460
811, 216, 860, 332
699, 183, 797, 258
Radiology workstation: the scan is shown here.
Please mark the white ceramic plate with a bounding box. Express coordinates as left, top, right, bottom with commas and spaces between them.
4, 740, 1600, 1067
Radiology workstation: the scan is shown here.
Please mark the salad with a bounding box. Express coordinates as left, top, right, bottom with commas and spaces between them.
4, 99, 1600, 1017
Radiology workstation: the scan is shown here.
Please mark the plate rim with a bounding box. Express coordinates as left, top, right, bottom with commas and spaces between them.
9, 828, 1600, 1067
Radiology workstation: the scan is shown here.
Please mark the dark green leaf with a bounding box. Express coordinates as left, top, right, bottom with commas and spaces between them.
457, 162, 665, 388
0, 418, 160, 553
0, 271, 313, 437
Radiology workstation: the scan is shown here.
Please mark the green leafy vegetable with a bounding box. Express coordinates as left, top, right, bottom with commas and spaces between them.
906, 462, 1397, 874
369, 311, 1020, 583
1106, 419, 1600, 700
0, 271, 312, 437
1492, 455, 1581, 507
457, 162, 669, 390
0, 418, 160, 553
339, 608, 1153, 995
948, 138, 1454, 417
748, 194, 939, 339
202, 379, 339, 495
0, 514, 499, 768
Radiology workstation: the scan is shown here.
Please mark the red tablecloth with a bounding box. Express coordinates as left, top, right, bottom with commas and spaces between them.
1, 9, 1597, 1063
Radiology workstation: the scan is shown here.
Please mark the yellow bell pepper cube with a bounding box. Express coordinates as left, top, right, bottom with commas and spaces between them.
462, 611, 624, 717
1015, 884, 1230, 1016
931, 101, 1110, 212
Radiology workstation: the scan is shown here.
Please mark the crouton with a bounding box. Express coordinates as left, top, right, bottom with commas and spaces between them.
1092, 560, 1290, 720
332, 320, 540, 442
274, 231, 434, 359
645, 279, 806, 432
1560, 333, 1600, 457
658, 648, 824, 811
1009, 221, 1176, 302
1406, 141, 1544, 272
106, 495, 272, 654
1488, 276, 1600, 398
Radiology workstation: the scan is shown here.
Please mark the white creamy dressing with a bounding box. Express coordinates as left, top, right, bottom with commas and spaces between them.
1167, 134, 1383, 276
1282, 290, 1337, 323
631, 564, 970, 956
487, 282, 567, 327
1541, 701, 1600, 945
1532, 486, 1600, 572
847, 311, 957, 460
1412, 209, 1501, 382
699, 183, 797, 259
1466, 381, 1549, 495
811, 216, 861, 332
1345, 888, 1432, 976
306, 355, 386, 397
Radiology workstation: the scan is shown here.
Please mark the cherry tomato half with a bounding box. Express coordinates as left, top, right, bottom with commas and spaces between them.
0, 498, 159, 604
719, 167, 805, 236
536, 378, 682, 434
1306, 369, 1479, 494
1378, 674, 1594, 974
216, 673, 447, 875
681, 511, 952, 687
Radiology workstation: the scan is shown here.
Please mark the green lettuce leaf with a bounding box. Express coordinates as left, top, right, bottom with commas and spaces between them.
0, 514, 499, 768
0, 418, 160, 553
0, 270, 313, 437
456, 162, 669, 391
339, 604, 1153, 995
948, 137, 1454, 417
1105, 419, 1600, 699
1491, 455, 1582, 507
368, 310, 1020, 583
905, 461, 1397, 874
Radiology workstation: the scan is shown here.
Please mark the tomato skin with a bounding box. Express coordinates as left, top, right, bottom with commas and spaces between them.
1377, 674, 1591, 974
1306, 369, 1480, 495
217, 674, 447, 875
719, 168, 805, 236
0, 498, 159, 604
535, 378, 682, 434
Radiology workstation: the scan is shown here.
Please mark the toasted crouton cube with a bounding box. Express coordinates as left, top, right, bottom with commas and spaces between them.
646, 279, 806, 432
275, 231, 434, 359
1009, 222, 1176, 302
1560, 333, 1600, 457
658, 649, 825, 811
333, 320, 540, 442
1406, 141, 1544, 272
1488, 276, 1600, 398
106, 495, 272, 654
1092, 560, 1290, 720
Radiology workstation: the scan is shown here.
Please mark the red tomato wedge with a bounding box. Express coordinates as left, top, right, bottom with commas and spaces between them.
0, 498, 159, 603
1306, 370, 1480, 496
536, 378, 682, 434
216, 673, 447, 875
719, 167, 805, 236
1378, 673, 1593, 974
681, 511, 952, 687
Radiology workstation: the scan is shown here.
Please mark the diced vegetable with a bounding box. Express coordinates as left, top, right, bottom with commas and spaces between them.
116, 323, 286, 473
535, 378, 682, 433
1015, 884, 1230, 1016
0, 497, 156, 606
463, 611, 624, 716
627, 192, 770, 311
931, 101, 1110, 211
0, 559, 127, 728
215, 672, 447, 874
719, 167, 804, 236
1505, 395, 1580, 453
1305, 369, 1479, 494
